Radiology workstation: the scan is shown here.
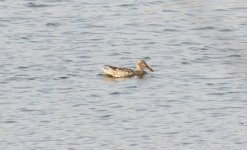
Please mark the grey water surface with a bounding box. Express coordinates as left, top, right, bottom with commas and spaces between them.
1, 0, 247, 149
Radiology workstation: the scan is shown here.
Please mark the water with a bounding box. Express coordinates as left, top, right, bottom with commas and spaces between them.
1, 0, 247, 149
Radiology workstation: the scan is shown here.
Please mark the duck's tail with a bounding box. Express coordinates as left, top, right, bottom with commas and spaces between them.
102, 65, 113, 75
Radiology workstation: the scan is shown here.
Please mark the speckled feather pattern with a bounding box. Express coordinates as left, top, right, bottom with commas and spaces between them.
103, 65, 135, 77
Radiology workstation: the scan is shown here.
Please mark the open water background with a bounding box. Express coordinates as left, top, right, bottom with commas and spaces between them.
0, 0, 247, 149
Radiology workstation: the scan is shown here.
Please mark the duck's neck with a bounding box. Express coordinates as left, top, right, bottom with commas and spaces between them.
134, 70, 144, 76
135, 66, 144, 76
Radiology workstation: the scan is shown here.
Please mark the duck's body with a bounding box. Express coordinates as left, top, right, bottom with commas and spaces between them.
103, 65, 135, 77
102, 60, 153, 78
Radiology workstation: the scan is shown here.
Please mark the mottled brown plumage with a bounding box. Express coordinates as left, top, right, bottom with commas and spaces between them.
102, 60, 153, 78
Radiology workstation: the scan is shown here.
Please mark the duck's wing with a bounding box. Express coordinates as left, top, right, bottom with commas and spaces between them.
102, 65, 135, 77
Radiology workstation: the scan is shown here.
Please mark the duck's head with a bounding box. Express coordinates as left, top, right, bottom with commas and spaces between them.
136, 60, 154, 72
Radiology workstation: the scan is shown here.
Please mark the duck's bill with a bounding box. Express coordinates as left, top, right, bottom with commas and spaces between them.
147, 66, 154, 72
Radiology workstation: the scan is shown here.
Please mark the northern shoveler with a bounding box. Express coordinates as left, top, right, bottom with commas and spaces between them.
102, 60, 154, 78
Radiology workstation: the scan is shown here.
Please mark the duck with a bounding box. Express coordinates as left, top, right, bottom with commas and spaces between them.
102, 60, 154, 78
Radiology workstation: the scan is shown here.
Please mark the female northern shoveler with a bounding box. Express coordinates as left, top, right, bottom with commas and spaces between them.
102, 60, 154, 78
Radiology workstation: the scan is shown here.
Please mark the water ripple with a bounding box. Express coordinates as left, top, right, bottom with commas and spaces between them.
1, 0, 247, 149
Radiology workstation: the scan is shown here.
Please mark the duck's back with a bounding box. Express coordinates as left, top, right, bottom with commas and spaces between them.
103, 65, 135, 77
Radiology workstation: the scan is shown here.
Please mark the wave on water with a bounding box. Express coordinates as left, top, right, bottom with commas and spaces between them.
25, 2, 53, 8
